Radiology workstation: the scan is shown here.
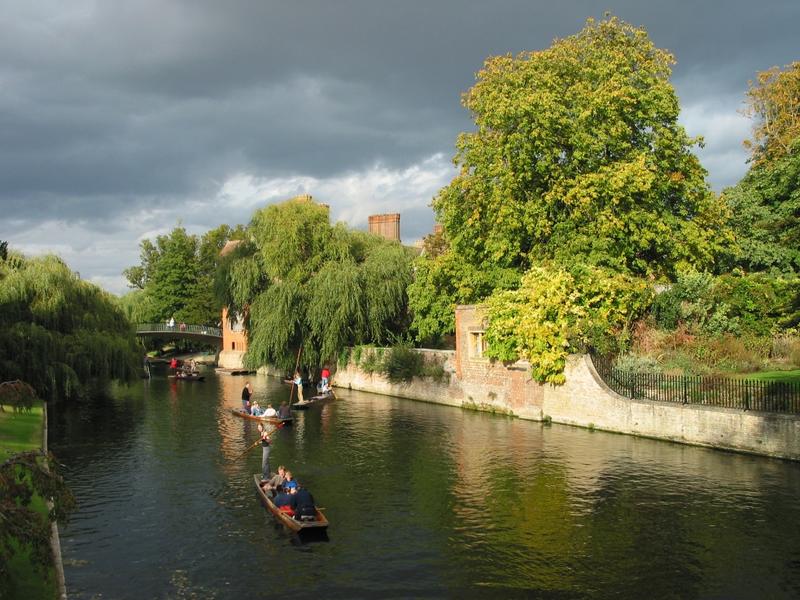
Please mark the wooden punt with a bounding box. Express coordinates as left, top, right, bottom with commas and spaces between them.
230, 408, 293, 426
169, 372, 205, 381
253, 474, 328, 532
310, 389, 336, 402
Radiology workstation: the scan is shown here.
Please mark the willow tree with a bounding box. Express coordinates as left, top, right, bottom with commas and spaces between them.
0, 251, 139, 402
219, 197, 414, 370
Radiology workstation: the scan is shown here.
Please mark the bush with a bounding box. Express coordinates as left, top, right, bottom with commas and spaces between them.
420, 358, 449, 383
359, 349, 382, 374
485, 264, 652, 384
382, 345, 423, 384
613, 354, 663, 374
337, 347, 350, 369
652, 271, 800, 337
771, 333, 800, 366
352, 346, 363, 366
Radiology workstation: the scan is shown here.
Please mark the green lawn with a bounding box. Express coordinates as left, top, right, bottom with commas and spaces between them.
736, 370, 800, 384
0, 401, 44, 458
0, 400, 58, 600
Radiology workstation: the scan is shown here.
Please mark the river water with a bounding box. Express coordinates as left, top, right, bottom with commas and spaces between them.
49, 371, 800, 599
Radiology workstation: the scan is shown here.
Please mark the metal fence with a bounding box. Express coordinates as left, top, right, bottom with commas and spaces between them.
136, 323, 222, 337
591, 354, 800, 414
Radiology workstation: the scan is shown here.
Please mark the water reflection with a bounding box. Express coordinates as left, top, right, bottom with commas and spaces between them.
49, 373, 800, 599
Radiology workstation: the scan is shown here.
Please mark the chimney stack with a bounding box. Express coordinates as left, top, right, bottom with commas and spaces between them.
368, 213, 401, 242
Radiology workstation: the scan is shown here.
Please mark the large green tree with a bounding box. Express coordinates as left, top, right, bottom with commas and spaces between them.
0, 249, 139, 402
410, 16, 727, 341
219, 197, 415, 370
124, 224, 245, 325
723, 62, 800, 274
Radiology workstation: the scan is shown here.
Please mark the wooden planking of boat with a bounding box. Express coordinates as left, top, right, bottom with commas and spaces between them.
169, 372, 205, 381
253, 474, 328, 532
310, 389, 336, 402
230, 408, 293, 426
291, 389, 335, 410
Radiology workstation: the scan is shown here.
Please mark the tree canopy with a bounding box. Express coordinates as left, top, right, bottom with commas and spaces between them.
485, 264, 652, 383
434, 16, 726, 279
724, 62, 800, 275
410, 16, 728, 345
123, 224, 245, 325
0, 249, 138, 401
0, 450, 75, 598
219, 197, 415, 370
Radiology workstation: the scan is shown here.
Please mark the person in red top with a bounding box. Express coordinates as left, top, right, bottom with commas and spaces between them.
320, 366, 330, 392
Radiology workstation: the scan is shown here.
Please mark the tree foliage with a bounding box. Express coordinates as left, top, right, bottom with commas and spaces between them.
124, 224, 246, 325
222, 197, 415, 370
0, 380, 37, 412
484, 265, 653, 383
434, 16, 727, 280
652, 271, 800, 336
0, 451, 76, 598
724, 63, 800, 275
0, 251, 138, 401
743, 61, 800, 165
408, 246, 519, 342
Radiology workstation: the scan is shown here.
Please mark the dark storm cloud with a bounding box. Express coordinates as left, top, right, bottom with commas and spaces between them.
1, 0, 798, 292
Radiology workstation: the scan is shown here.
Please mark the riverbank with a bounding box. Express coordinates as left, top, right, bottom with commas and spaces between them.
330, 347, 800, 461
0, 401, 61, 599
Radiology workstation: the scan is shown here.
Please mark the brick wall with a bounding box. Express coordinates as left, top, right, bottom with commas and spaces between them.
455, 305, 543, 419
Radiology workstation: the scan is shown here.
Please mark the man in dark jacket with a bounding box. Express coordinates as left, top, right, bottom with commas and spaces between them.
290, 485, 316, 519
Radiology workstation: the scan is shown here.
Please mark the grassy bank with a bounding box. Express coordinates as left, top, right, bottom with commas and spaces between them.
0, 401, 58, 600
736, 370, 800, 384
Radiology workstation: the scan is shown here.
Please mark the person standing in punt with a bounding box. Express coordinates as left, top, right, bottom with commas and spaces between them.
241, 382, 253, 413
293, 371, 304, 403
258, 422, 272, 481
320, 366, 330, 393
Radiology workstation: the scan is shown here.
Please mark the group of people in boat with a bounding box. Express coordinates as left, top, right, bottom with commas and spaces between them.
259, 465, 318, 520
169, 357, 200, 375
241, 381, 291, 418
291, 365, 332, 405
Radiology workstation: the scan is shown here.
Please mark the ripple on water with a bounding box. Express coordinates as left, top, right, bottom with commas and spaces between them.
50, 375, 800, 599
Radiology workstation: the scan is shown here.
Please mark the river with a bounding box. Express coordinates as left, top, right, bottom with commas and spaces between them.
49, 370, 800, 599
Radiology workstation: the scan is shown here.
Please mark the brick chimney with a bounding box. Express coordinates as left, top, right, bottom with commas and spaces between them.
368, 213, 401, 242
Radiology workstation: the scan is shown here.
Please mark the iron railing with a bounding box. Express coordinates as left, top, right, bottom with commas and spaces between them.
591, 354, 800, 414
135, 323, 222, 337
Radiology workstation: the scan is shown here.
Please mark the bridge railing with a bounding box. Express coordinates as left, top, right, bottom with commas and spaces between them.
136, 323, 222, 337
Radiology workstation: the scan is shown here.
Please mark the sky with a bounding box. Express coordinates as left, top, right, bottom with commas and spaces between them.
1, 0, 798, 295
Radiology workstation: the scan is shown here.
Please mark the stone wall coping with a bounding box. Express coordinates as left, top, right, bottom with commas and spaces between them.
578, 352, 800, 421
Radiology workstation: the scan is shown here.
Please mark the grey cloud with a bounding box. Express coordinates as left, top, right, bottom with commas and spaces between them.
1, 0, 798, 291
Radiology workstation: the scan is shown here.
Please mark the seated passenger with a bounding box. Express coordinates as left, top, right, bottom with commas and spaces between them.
283, 471, 297, 490
277, 402, 291, 419
266, 465, 286, 492
273, 486, 294, 514
264, 404, 277, 417
289, 485, 317, 520
250, 401, 263, 416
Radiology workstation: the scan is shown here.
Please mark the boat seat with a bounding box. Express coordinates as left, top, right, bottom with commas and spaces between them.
299, 515, 315, 521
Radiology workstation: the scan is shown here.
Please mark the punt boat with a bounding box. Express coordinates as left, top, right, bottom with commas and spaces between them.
253, 474, 328, 532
